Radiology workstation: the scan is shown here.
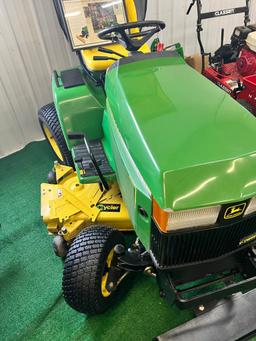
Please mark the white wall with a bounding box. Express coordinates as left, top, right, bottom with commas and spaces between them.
147, 0, 256, 56
1, 0, 256, 157
0, 0, 78, 158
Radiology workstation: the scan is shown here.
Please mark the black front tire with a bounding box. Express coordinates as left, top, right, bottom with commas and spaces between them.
62, 226, 125, 314
38, 103, 74, 167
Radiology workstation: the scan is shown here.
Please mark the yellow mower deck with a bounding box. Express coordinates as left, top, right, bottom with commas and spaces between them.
41, 164, 133, 241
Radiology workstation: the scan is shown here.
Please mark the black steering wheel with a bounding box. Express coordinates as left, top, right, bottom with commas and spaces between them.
98, 20, 166, 52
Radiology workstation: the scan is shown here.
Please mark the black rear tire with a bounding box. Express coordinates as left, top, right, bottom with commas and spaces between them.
38, 103, 74, 167
62, 226, 125, 314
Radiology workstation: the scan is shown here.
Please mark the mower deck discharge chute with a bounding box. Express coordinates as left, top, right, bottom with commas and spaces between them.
40, 0, 256, 337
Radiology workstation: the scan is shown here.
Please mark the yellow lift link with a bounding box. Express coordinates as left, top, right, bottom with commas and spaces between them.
41, 163, 133, 242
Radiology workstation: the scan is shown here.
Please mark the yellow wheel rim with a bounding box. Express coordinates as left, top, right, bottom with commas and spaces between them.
43, 124, 64, 161
101, 248, 115, 298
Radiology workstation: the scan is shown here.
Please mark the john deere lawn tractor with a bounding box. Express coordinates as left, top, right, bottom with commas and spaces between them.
40, 0, 256, 329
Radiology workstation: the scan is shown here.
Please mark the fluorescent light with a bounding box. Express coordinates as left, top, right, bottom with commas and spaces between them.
101, 1, 122, 9
65, 11, 81, 18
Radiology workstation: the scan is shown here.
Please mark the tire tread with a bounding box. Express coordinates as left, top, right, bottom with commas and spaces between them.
38, 103, 73, 166
62, 226, 124, 314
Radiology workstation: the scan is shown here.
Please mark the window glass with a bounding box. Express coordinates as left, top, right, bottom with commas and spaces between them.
60, 0, 127, 49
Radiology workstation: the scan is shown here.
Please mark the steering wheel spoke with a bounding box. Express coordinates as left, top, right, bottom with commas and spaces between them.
98, 21, 165, 52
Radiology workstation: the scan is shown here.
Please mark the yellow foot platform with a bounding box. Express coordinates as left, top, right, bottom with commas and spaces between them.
41, 164, 133, 242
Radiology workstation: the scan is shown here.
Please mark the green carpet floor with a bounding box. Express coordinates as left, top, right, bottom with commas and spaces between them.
0, 141, 193, 341
0, 141, 255, 341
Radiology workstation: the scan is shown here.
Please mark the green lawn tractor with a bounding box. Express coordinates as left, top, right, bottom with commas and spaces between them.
40, 0, 256, 326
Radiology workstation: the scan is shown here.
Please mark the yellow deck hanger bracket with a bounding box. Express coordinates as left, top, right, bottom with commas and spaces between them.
41, 166, 133, 241
43, 125, 64, 161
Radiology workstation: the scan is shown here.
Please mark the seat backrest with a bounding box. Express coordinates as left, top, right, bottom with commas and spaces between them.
80, 0, 150, 72
132, 0, 148, 21
124, 0, 148, 29
125, 0, 138, 22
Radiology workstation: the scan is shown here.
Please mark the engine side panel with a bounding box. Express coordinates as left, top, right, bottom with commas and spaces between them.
105, 103, 152, 249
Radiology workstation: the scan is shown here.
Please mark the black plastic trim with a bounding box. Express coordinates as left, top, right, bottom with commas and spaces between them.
108, 51, 180, 71
60, 69, 84, 89
150, 211, 256, 269
53, 70, 60, 88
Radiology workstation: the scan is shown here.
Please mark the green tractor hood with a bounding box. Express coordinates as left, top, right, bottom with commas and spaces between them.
105, 52, 256, 211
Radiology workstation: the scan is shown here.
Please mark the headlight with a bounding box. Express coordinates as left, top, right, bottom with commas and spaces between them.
153, 199, 221, 232
244, 197, 256, 216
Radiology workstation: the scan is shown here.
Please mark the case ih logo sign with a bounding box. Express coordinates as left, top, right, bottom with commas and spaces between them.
215, 9, 235, 17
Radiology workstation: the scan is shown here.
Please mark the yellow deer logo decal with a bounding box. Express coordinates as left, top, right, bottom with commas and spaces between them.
224, 203, 246, 219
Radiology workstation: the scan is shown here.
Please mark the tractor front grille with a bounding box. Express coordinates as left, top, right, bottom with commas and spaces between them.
151, 214, 256, 268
